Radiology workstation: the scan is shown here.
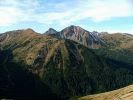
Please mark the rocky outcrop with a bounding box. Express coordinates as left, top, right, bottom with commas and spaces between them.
60, 25, 106, 49
44, 25, 105, 49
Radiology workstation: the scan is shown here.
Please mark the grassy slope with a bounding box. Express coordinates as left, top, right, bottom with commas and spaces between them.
95, 33, 133, 65
79, 85, 133, 100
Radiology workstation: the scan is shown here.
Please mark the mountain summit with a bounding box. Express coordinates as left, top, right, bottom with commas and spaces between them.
43, 25, 105, 48
60, 25, 105, 48
44, 28, 58, 35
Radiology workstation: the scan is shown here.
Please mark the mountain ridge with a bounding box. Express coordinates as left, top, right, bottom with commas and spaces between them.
43, 25, 107, 49
0, 26, 133, 99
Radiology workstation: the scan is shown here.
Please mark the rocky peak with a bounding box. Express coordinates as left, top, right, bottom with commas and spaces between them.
44, 28, 58, 35
67, 25, 81, 31
60, 25, 88, 38
60, 25, 105, 48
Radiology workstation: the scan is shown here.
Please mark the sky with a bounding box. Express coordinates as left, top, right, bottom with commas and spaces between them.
0, 0, 133, 34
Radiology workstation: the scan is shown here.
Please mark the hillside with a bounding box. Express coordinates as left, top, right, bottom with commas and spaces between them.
0, 49, 60, 100
95, 33, 133, 65
100, 33, 133, 50
79, 85, 133, 100
0, 28, 133, 99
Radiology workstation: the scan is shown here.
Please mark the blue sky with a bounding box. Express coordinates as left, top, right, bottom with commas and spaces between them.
0, 0, 133, 34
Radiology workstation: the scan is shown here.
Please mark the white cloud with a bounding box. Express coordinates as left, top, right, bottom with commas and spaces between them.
88, 0, 133, 22
0, 0, 133, 26
0, 0, 40, 26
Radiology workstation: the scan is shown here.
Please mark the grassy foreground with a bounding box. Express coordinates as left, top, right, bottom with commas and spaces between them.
79, 85, 133, 100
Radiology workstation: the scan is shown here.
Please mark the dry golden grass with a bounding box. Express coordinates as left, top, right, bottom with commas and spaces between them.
79, 85, 133, 100
44, 40, 61, 65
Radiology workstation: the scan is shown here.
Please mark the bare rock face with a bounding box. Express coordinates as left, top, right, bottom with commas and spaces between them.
60, 25, 104, 49
45, 28, 58, 35
44, 28, 61, 38
43, 25, 105, 49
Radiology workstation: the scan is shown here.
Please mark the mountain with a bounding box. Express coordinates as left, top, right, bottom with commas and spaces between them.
0, 27, 133, 99
44, 28, 61, 38
60, 25, 105, 49
0, 28, 37, 45
44, 25, 105, 49
79, 85, 133, 100
44, 28, 58, 35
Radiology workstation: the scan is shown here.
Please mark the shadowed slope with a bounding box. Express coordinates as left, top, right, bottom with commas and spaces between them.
0, 49, 60, 100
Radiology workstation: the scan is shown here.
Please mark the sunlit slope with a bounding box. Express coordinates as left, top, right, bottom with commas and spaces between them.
79, 85, 133, 100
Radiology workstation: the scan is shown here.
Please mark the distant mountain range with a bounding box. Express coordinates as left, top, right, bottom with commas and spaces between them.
0, 25, 133, 99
